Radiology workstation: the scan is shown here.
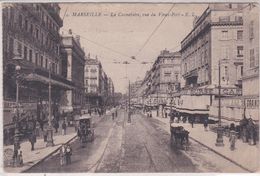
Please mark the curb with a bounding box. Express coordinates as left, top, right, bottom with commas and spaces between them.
22, 134, 77, 173
188, 136, 253, 173
148, 115, 254, 173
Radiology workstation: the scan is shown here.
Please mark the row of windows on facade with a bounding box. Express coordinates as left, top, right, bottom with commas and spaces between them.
12, 38, 59, 74
221, 20, 255, 40
5, 8, 60, 55
17, 13, 60, 54
85, 68, 97, 73
34, 4, 60, 32
85, 79, 97, 85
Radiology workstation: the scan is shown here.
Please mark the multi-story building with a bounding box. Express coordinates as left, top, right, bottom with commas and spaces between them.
137, 49, 181, 116
84, 57, 102, 108
2, 3, 74, 126
130, 80, 142, 107
242, 3, 259, 122
178, 4, 246, 122
84, 56, 111, 109
108, 77, 115, 106
60, 30, 86, 113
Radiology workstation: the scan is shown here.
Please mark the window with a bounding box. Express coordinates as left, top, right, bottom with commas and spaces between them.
237, 46, 244, 57
24, 46, 27, 60
25, 19, 28, 31
175, 73, 178, 81
184, 63, 187, 73
249, 21, 254, 39
40, 55, 43, 67
221, 46, 229, 59
9, 37, 14, 53
219, 16, 230, 22
237, 30, 243, 40
223, 66, 229, 82
45, 59, 48, 68
30, 24, 33, 34
250, 49, 255, 68
235, 16, 243, 22
90, 69, 97, 73
221, 30, 228, 40
36, 28, 39, 39
41, 33, 44, 45
17, 42, 22, 57
29, 49, 32, 62
85, 80, 88, 85
241, 66, 243, 76
164, 72, 171, 77
18, 15, 23, 28
35, 53, 39, 65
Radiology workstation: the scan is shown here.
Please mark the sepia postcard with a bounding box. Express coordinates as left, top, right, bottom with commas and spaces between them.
1, 1, 259, 175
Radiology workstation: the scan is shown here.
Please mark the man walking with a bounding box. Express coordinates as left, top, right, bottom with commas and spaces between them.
62, 120, 67, 135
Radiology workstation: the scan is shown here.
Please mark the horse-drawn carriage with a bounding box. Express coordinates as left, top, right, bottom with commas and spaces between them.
170, 124, 190, 150
76, 114, 94, 147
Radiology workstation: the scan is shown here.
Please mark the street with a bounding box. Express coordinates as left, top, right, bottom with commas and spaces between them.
26, 109, 246, 173
27, 109, 198, 173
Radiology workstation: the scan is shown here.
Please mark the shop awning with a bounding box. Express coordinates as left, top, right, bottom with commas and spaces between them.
165, 105, 209, 115
25, 73, 74, 90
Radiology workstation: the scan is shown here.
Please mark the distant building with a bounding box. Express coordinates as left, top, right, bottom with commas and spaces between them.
178, 4, 246, 122
60, 30, 86, 113
108, 77, 115, 106
84, 57, 102, 108
84, 56, 110, 108
242, 3, 259, 122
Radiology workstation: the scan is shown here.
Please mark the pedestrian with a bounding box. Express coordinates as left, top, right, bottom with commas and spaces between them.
60, 144, 66, 166
17, 151, 23, 166
43, 125, 48, 142
229, 128, 237, 151
115, 109, 118, 117
190, 117, 194, 128
62, 120, 67, 135
112, 112, 114, 120
29, 130, 36, 151
66, 144, 72, 164
203, 118, 208, 131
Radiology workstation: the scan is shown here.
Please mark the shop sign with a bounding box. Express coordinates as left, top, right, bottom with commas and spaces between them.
245, 98, 259, 109
180, 87, 242, 96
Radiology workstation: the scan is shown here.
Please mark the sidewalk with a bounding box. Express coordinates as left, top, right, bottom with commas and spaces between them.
150, 114, 260, 172
3, 115, 104, 173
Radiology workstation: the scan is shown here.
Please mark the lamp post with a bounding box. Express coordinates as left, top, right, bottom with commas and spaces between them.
46, 62, 54, 147
128, 80, 131, 123
13, 65, 21, 167
215, 60, 224, 146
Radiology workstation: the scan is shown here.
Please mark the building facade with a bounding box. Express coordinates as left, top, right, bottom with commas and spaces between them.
2, 3, 74, 127
60, 30, 86, 113
177, 4, 246, 122
84, 56, 110, 109
242, 3, 259, 122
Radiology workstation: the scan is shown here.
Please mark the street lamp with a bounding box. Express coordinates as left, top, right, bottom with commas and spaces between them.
215, 60, 224, 146
46, 61, 54, 147
13, 65, 21, 167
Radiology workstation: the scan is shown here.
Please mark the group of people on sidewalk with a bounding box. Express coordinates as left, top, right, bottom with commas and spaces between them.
59, 144, 72, 166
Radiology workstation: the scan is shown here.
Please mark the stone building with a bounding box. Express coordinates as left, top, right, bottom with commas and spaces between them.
242, 3, 259, 122
84, 56, 110, 109
2, 3, 74, 126
60, 30, 86, 113
178, 4, 246, 122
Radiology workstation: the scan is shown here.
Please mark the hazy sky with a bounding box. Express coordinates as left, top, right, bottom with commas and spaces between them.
59, 3, 208, 93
